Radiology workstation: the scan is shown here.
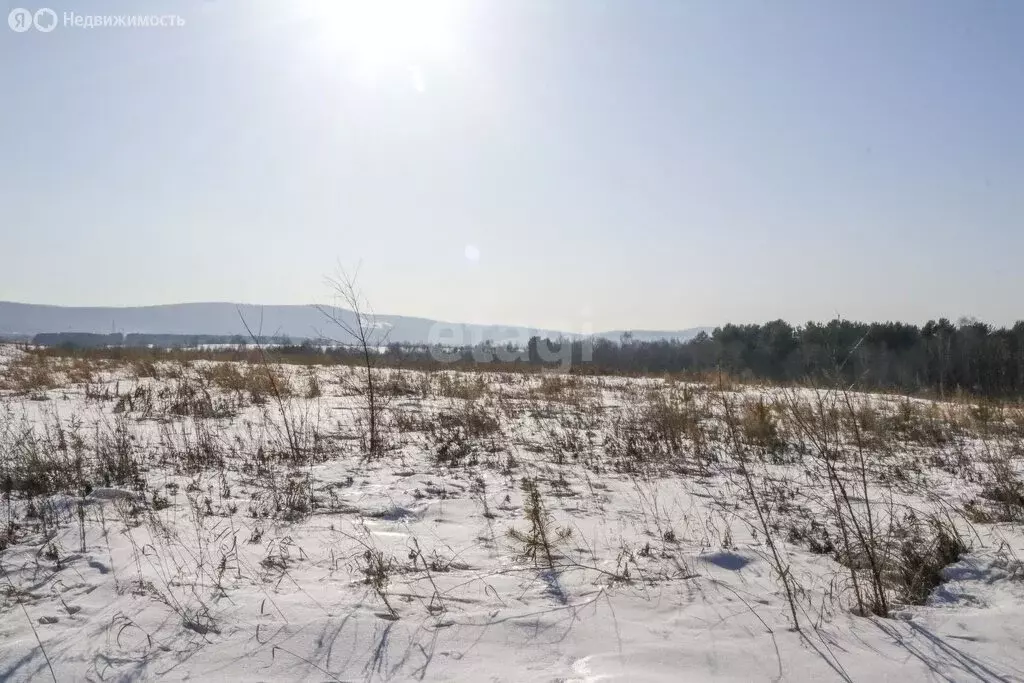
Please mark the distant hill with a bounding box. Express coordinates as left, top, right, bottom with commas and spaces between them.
0, 301, 707, 346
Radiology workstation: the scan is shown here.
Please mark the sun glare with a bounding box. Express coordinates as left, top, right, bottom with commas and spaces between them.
306, 0, 461, 67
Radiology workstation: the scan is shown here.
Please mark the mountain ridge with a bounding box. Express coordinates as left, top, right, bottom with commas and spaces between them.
0, 301, 708, 344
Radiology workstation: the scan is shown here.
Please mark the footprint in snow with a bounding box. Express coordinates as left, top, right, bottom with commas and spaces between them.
87, 488, 141, 503
701, 550, 752, 571
565, 655, 611, 682
364, 504, 424, 521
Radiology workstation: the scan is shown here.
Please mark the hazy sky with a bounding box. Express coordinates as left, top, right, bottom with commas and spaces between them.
2, 0, 1022, 332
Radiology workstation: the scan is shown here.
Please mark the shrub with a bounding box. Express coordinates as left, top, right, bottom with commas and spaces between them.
425, 400, 501, 466
893, 515, 965, 605
740, 398, 785, 455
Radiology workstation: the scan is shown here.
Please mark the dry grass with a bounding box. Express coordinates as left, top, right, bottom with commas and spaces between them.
199, 362, 293, 403
435, 372, 488, 401
0, 354, 110, 395
0, 349, 1020, 635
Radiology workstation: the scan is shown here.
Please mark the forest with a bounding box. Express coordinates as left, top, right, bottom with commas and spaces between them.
385, 318, 1024, 399
31, 317, 1024, 399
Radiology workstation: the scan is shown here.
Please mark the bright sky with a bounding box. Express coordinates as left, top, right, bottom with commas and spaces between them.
2, 0, 1022, 332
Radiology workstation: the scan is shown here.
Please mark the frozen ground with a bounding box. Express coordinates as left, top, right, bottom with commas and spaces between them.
0, 347, 1022, 682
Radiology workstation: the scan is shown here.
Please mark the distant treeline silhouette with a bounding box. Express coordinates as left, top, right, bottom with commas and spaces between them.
572, 318, 1024, 399
378, 318, 1024, 399
31, 332, 296, 348
31, 317, 1024, 398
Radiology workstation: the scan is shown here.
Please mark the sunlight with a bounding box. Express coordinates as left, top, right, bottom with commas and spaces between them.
305, 0, 462, 67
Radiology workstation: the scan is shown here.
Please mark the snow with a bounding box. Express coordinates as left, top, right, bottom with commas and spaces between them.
0, 354, 1023, 681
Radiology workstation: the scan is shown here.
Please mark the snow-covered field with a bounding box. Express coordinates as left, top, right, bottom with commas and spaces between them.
1, 346, 1022, 682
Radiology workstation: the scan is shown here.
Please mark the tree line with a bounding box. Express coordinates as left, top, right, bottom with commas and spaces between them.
375, 318, 1024, 399
578, 318, 1024, 399
31, 332, 296, 348
30, 317, 1024, 399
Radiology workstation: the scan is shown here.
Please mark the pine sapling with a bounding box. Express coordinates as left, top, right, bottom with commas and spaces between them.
508, 478, 572, 570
